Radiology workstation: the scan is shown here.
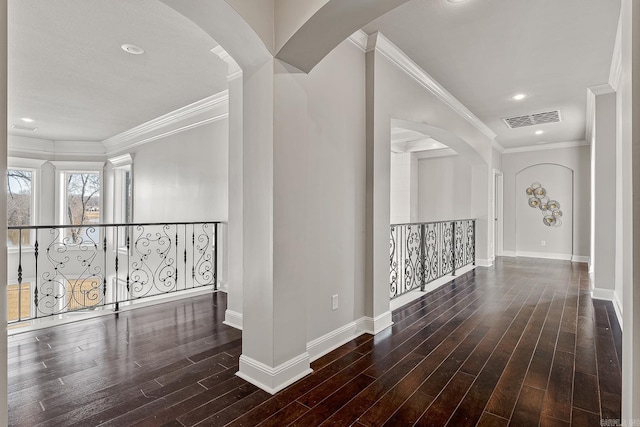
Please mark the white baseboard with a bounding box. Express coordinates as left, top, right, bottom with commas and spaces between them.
476, 258, 493, 267
357, 311, 393, 335
591, 289, 624, 331
237, 352, 312, 395
516, 251, 572, 261
613, 292, 623, 331
223, 309, 243, 330
502, 250, 517, 257
591, 288, 616, 301
306, 321, 364, 362
571, 255, 590, 264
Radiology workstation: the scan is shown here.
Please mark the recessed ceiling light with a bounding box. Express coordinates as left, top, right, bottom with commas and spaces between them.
512, 93, 527, 101
535, 130, 544, 135
121, 44, 145, 55
20, 117, 34, 123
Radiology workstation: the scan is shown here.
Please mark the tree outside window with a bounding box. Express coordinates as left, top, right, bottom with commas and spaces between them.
7, 169, 32, 246
65, 172, 100, 243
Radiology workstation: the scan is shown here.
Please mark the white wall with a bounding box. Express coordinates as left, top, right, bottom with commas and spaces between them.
390, 152, 417, 224
131, 120, 229, 223
285, 40, 367, 345
502, 145, 590, 259
515, 164, 573, 257
417, 155, 472, 222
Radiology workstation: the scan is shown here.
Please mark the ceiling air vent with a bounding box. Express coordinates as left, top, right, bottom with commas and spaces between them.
11, 124, 37, 132
502, 110, 561, 129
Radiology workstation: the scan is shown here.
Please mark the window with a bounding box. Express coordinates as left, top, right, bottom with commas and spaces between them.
64, 172, 101, 243
7, 169, 33, 246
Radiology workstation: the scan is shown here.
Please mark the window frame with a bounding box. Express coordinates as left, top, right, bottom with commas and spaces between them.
7, 157, 45, 249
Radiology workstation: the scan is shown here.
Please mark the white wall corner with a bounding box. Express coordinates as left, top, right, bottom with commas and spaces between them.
357, 311, 393, 335
217, 281, 228, 293
571, 255, 590, 264
237, 352, 312, 395
306, 321, 364, 362
223, 309, 243, 331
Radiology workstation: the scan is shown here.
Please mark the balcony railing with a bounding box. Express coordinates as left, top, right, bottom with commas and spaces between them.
390, 219, 475, 299
7, 221, 220, 324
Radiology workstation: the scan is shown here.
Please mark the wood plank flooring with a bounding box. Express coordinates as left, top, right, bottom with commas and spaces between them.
8, 257, 622, 426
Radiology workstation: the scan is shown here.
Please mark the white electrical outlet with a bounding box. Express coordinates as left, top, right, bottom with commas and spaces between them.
332, 294, 338, 311
541, 240, 546, 247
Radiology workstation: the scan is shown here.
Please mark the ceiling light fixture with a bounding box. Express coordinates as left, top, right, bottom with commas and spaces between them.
121, 44, 145, 55
511, 93, 527, 101
20, 117, 34, 123
535, 130, 544, 135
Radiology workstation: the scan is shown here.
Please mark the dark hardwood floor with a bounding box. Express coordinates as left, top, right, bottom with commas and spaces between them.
8, 257, 622, 426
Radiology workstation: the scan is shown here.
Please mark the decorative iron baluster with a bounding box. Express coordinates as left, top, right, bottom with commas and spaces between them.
17, 229, 22, 322
34, 237, 39, 318
419, 224, 426, 292
103, 235, 107, 299
213, 223, 218, 290
451, 221, 456, 276
126, 234, 131, 294
191, 226, 195, 284
114, 226, 119, 312
175, 228, 179, 290
184, 226, 188, 288
390, 225, 398, 298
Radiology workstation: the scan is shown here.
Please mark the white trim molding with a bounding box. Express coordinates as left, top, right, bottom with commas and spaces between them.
502, 250, 517, 257
591, 289, 624, 330
348, 29, 369, 52
237, 353, 312, 395
503, 140, 589, 154
608, 14, 622, 91
415, 148, 459, 160
307, 321, 364, 362
108, 153, 134, 168
357, 311, 393, 335
475, 259, 493, 267
365, 31, 497, 142
492, 141, 505, 154
516, 251, 572, 261
223, 309, 243, 331
103, 90, 229, 154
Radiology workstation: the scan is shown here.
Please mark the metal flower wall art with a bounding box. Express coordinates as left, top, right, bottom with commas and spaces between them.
525, 182, 563, 227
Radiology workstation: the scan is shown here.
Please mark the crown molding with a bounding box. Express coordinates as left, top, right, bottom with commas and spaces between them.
8, 135, 106, 159
609, 14, 622, 91
348, 29, 368, 52
50, 160, 106, 171
415, 148, 459, 160
369, 31, 497, 142
492, 141, 505, 154
502, 140, 589, 154
103, 90, 229, 151
8, 157, 48, 169
108, 153, 134, 168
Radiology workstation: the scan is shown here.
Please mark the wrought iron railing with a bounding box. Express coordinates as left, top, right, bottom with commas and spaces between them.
390, 219, 475, 299
7, 221, 220, 323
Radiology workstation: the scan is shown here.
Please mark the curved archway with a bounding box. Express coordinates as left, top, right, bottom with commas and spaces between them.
159, 0, 271, 70
391, 118, 487, 166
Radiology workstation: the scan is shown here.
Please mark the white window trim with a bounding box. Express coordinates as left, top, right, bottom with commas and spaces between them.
51, 161, 105, 246
7, 157, 46, 251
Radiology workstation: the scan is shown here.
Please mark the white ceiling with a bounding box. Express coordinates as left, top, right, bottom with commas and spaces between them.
8, 0, 229, 142
364, 0, 621, 149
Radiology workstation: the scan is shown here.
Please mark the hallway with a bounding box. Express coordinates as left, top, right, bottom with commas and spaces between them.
8, 258, 621, 426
